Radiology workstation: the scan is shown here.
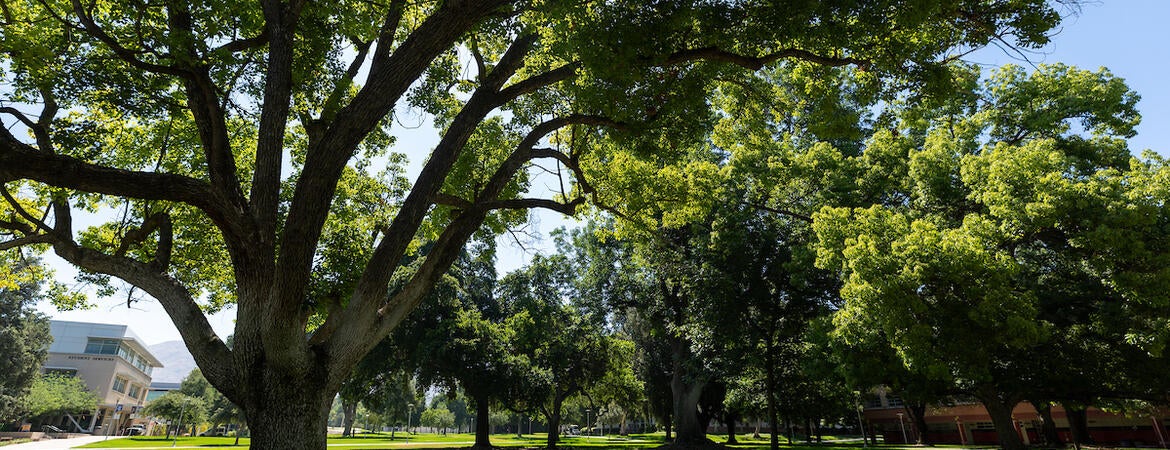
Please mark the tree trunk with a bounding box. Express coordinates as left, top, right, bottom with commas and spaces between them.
907, 403, 929, 445
342, 398, 357, 437
545, 396, 564, 449
1064, 403, 1093, 447
725, 410, 738, 444
473, 392, 492, 448
671, 374, 707, 443
1030, 400, 1063, 447
764, 345, 779, 450
243, 379, 333, 450
981, 395, 1025, 450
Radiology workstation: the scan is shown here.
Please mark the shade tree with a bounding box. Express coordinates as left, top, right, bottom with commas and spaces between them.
144, 392, 207, 439
813, 64, 1170, 450
498, 254, 614, 448
19, 374, 100, 431
0, 256, 54, 426
0, 0, 1068, 447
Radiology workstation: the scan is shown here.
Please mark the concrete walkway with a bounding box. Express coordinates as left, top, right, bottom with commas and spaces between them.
2, 435, 109, 450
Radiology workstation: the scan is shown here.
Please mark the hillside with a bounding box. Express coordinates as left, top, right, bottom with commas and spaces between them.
147, 340, 198, 383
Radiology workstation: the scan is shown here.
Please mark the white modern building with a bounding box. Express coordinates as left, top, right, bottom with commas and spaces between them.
43, 320, 164, 435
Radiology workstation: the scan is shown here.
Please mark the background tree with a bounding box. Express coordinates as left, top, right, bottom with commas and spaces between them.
419, 406, 455, 434
143, 392, 207, 439
0, 0, 1065, 446
0, 256, 53, 426
500, 254, 613, 449
177, 369, 244, 439
813, 64, 1169, 450
20, 374, 100, 431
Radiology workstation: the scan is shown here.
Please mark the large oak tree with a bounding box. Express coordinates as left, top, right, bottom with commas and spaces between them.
0, 0, 1062, 447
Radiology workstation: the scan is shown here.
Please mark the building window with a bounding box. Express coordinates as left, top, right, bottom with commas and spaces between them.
113, 376, 127, 393
128, 384, 141, 399
85, 338, 121, 355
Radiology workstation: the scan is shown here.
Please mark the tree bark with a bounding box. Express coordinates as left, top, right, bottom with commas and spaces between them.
544, 396, 564, 449
1030, 400, 1063, 447
671, 373, 707, 443
342, 398, 357, 437
725, 410, 738, 444
764, 343, 779, 450
473, 392, 492, 449
981, 394, 1025, 450
243, 383, 333, 450
1063, 403, 1093, 447
907, 403, 930, 445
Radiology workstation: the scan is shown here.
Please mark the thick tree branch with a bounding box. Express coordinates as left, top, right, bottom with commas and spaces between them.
432, 192, 473, 210
482, 197, 585, 215
0, 107, 37, 130
0, 137, 243, 239
496, 63, 579, 102
164, 1, 247, 218
368, 0, 407, 69
0, 233, 56, 251
305, 30, 535, 349
665, 47, 871, 71
58, 238, 235, 395
248, 0, 302, 258
41, 199, 235, 398
212, 28, 270, 54
114, 211, 170, 257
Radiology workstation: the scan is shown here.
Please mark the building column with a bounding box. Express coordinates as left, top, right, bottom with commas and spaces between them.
87, 409, 100, 434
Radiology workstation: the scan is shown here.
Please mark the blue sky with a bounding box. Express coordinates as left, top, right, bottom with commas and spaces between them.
36, 1, 1170, 344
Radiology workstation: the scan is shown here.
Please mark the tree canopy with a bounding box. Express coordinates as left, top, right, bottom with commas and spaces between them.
0, 0, 1068, 447
813, 64, 1170, 450
0, 256, 53, 425
20, 374, 100, 424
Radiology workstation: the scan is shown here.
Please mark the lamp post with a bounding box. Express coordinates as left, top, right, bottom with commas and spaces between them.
854, 395, 868, 448
896, 412, 908, 444
407, 404, 414, 438
173, 397, 188, 448
585, 409, 591, 438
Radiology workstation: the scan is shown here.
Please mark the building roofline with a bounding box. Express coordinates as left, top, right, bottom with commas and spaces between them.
49, 319, 165, 368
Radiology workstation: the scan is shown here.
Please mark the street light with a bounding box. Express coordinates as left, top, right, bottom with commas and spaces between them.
173, 397, 189, 448
585, 409, 591, 437
896, 412, 908, 444
407, 404, 414, 438
854, 395, 868, 448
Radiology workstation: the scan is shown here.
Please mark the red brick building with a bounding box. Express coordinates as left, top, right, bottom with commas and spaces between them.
863, 389, 1169, 447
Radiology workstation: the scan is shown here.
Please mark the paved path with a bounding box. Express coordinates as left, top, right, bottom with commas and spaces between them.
2, 436, 108, 450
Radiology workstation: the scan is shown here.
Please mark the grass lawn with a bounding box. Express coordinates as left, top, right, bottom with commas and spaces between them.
77, 432, 989, 449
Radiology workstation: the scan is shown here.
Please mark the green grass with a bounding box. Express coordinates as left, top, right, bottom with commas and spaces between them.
0, 438, 34, 447
79, 436, 251, 448
77, 431, 981, 449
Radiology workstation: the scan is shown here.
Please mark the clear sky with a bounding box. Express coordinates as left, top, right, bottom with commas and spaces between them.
34, 1, 1170, 345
